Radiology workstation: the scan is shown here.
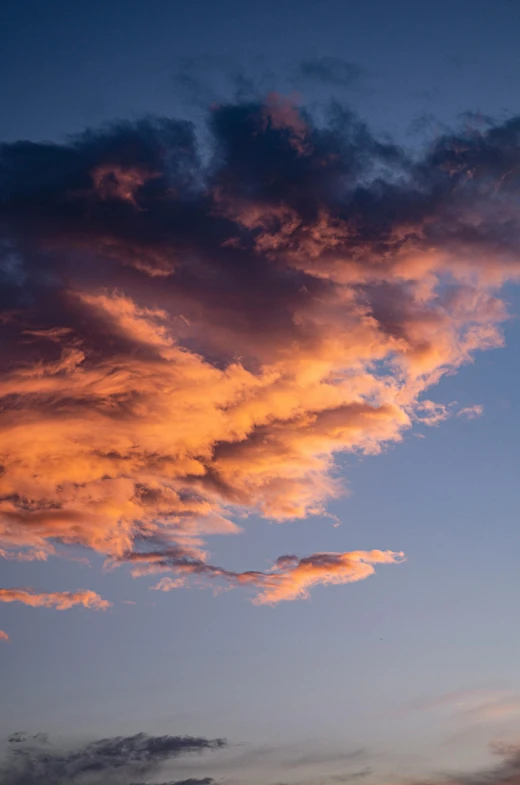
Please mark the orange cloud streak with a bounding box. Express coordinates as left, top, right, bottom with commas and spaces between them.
0, 589, 111, 611
134, 548, 405, 604
247, 549, 406, 605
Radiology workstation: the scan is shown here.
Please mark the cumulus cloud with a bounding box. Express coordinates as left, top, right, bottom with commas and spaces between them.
0, 588, 110, 610
0, 629, 8, 641
0, 731, 225, 785
0, 94, 517, 604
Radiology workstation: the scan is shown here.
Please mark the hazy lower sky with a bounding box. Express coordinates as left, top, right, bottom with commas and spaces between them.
2, 3, 520, 785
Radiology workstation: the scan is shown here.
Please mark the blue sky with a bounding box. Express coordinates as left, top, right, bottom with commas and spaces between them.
2, 3, 520, 785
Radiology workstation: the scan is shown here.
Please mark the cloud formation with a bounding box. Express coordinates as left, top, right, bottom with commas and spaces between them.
0, 629, 8, 641
0, 731, 225, 785
400, 687, 520, 726
457, 404, 484, 419
0, 588, 110, 610
137, 548, 404, 604
406, 741, 520, 785
1, 94, 517, 604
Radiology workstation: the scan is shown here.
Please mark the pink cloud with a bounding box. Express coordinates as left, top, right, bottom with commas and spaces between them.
458, 404, 484, 419
0, 588, 111, 611
151, 577, 185, 591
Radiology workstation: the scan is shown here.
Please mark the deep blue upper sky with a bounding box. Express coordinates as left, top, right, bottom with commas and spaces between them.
2, 0, 520, 145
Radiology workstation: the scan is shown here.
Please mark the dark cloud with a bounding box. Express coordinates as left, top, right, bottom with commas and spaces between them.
1, 93, 519, 606
297, 57, 365, 87
0, 731, 225, 785
131, 780, 214, 785
7, 733, 48, 745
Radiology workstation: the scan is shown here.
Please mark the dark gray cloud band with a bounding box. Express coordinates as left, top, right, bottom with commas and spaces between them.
0, 731, 225, 785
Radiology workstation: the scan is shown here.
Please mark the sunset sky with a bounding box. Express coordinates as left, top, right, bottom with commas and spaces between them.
2, 2, 520, 785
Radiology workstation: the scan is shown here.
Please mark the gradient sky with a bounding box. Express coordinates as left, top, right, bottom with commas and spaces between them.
2, 3, 520, 785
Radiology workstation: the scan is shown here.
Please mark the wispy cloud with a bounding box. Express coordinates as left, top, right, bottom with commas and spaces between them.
393, 687, 520, 726
142, 549, 405, 604
0, 731, 226, 785
151, 577, 186, 592
457, 404, 484, 419
0, 588, 111, 610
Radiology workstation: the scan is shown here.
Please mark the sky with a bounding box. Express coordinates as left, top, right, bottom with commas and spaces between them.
2, 1, 520, 784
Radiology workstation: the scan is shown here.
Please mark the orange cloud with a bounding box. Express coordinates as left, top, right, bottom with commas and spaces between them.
249, 549, 406, 605
135, 548, 405, 604
0, 629, 8, 641
0, 98, 514, 604
0, 589, 111, 610
90, 164, 156, 206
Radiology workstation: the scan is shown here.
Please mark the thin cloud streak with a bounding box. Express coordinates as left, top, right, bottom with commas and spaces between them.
0, 588, 111, 610
135, 549, 405, 605
457, 405, 484, 419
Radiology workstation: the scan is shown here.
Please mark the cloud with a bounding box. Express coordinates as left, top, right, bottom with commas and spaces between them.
405, 741, 520, 785
0, 588, 110, 610
122, 548, 404, 605
279, 748, 368, 770
392, 687, 520, 727
0, 94, 518, 605
458, 404, 484, 419
398, 687, 502, 714
131, 780, 215, 785
462, 696, 520, 723
7, 733, 49, 745
249, 549, 405, 605
0, 629, 8, 641
0, 731, 226, 785
297, 57, 365, 87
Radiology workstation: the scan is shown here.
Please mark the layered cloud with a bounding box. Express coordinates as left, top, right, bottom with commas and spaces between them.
5, 729, 520, 785
1, 95, 518, 604
0, 731, 225, 785
0, 588, 110, 610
